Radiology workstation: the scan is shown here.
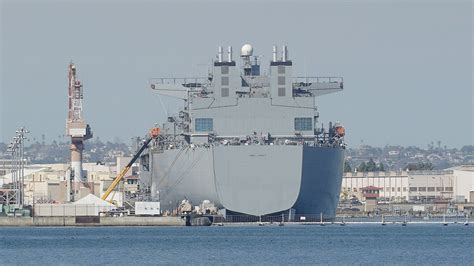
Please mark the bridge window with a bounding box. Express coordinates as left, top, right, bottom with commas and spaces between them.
278, 87, 285, 97
278, 65, 285, 74
221, 66, 229, 74
221, 76, 229, 86
195, 118, 213, 132
278, 76, 285, 85
221, 87, 229, 97
294, 117, 312, 131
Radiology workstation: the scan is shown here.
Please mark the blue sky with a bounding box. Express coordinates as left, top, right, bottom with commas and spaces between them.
1, 0, 472, 148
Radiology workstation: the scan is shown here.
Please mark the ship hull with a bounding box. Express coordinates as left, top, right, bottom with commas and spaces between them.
294, 146, 345, 218
143, 145, 344, 219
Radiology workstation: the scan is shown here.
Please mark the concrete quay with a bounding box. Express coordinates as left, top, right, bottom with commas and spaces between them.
0, 216, 185, 227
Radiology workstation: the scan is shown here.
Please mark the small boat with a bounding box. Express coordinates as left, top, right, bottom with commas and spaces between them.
279, 213, 285, 226
402, 215, 408, 226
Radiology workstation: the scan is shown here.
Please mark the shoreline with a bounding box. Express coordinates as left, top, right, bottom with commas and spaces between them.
0, 216, 185, 227
0, 216, 469, 227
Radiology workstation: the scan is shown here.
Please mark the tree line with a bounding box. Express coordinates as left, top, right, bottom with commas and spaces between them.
344, 158, 385, 173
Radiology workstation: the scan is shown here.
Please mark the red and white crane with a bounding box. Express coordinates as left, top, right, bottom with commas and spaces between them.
66, 62, 92, 183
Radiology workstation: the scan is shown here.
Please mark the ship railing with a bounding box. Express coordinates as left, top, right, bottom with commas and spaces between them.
150, 77, 209, 88
333, 214, 470, 224
218, 213, 471, 224
218, 213, 337, 223
293, 76, 343, 84
292, 77, 344, 97
156, 135, 345, 149
219, 215, 289, 223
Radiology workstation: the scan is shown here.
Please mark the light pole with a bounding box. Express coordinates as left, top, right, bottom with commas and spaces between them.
7, 140, 19, 207
16, 127, 29, 205
7, 127, 29, 207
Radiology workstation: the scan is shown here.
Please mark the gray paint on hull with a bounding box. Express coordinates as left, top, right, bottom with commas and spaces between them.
150, 147, 218, 210
213, 145, 302, 216
293, 146, 345, 218
147, 145, 343, 217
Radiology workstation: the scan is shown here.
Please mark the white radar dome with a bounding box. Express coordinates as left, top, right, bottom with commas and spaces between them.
241, 44, 253, 56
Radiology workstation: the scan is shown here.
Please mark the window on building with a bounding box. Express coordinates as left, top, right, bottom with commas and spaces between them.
418, 187, 426, 192
397, 187, 401, 192
221, 87, 229, 97
278, 87, 285, 97
278, 76, 286, 85
195, 118, 213, 132
410, 187, 417, 192
278, 65, 285, 74
403, 187, 407, 192
353, 188, 357, 192
294, 117, 312, 131
221, 76, 229, 86
392, 187, 395, 192
221, 66, 229, 74
427, 187, 435, 192
445, 187, 453, 192
436, 187, 443, 191
380, 188, 384, 191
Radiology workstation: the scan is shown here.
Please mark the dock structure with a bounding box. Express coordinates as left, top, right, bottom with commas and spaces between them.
0, 216, 184, 227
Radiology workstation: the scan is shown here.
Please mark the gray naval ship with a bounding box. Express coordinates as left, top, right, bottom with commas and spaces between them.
140, 44, 346, 219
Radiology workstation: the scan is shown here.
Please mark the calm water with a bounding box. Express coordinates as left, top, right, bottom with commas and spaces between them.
1, 224, 473, 265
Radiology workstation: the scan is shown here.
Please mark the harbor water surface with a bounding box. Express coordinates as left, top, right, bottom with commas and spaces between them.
1, 224, 473, 265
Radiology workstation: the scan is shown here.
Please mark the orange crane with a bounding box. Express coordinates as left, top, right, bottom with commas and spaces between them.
101, 128, 160, 202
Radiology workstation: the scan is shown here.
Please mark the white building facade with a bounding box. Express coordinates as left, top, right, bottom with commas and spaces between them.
342, 166, 474, 203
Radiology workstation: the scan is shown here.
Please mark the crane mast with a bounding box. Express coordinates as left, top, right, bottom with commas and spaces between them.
66, 62, 92, 183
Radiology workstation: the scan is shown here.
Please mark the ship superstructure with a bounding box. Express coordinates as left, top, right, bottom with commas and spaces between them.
141, 44, 346, 219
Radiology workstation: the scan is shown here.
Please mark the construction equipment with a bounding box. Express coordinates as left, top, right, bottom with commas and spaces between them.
101, 128, 160, 202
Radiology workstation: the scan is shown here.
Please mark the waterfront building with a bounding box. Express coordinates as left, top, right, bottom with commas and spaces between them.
342, 166, 474, 203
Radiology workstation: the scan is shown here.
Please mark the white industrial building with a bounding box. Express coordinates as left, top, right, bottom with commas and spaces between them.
0, 157, 135, 205
342, 165, 474, 203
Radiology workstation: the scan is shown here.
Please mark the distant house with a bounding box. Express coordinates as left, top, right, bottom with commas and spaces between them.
388, 151, 400, 156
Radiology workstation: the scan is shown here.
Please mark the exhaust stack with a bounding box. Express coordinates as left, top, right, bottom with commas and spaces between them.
282, 45, 288, 62
228, 46, 233, 62
218, 46, 223, 62
272, 45, 278, 62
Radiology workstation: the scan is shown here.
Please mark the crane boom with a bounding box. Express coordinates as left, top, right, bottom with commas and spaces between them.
101, 128, 160, 201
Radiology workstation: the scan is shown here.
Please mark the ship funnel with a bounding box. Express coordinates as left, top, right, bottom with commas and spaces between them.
272, 45, 277, 62
282, 45, 288, 62
228, 46, 233, 62
218, 46, 223, 63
